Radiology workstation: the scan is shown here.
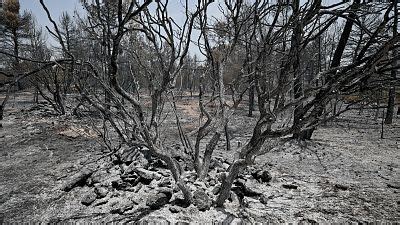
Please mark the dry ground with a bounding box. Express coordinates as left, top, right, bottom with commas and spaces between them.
0, 92, 399, 223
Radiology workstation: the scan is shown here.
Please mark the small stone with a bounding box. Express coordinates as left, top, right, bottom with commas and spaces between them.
193, 190, 211, 211
252, 170, 272, 183
169, 205, 182, 213
234, 179, 262, 197
154, 173, 162, 181
259, 194, 271, 204
81, 192, 97, 206
94, 186, 109, 198
86, 177, 93, 186
334, 183, 349, 191
146, 192, 171, 209
188, 204, 199, 214
282, 183, 298, 190
110, 201, 135, 214
134, 167, 159, 184
108, 166, 122, 176
212, 186, 220, 195
112, 180, 129, 190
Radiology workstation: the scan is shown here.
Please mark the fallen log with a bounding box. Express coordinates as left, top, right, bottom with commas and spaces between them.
61, 168, 94, 192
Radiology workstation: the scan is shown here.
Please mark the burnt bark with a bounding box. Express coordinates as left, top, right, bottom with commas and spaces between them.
12, 29, 22, 90
292, 0, 305, 139
304, 0, 360, 139
248, 81, 255, 117
199, 132, 221, 180
385, 0, 398, 124
0, 105, 3, 128
0, 88, 11, 128
215, 127, 268, 206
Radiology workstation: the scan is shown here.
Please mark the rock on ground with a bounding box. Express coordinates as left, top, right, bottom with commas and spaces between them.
94, 186, 109, 198
193, 190, 211, 211
81, 191, 97, 206
146, 191, 172, 209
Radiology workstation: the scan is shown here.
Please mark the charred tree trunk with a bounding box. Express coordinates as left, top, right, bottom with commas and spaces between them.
291, 0, 308, 139
199, 132, 221, 180
248, 81, 255, 117
215, 125, 268, 206
0, 105, 3, 126
33, 87, 39, 104
305, 0, 360, 139
12, 29, 22, 90
385, 0, 398, 124
247, 48, 255, 117
0, 104, 4, 128
385, 73, 396, 124
0, 89, 10, 128
54, 70, 65, 115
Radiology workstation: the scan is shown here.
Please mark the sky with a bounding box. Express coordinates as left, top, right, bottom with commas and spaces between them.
20, 0, 82, 31
19, 0, 341, 35
19, 0, 202, 29
18, 0, 338, 59
19, 0, 217, 58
